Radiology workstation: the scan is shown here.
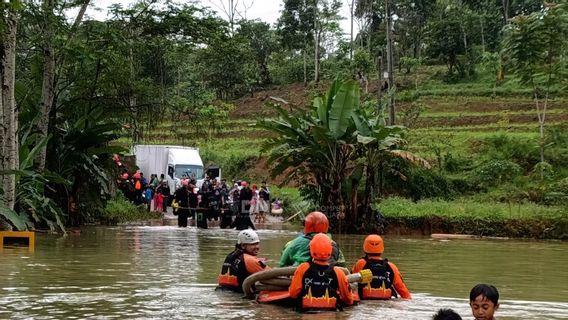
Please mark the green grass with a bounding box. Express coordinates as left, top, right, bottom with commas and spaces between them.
102, 194, 162, 225
378, 196, 566, 220
419, 108, 567, 118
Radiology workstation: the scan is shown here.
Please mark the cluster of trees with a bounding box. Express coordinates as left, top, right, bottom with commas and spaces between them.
0, 0, 565, 232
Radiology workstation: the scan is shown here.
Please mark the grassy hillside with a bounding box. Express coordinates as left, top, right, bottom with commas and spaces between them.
129, 66, 568, 237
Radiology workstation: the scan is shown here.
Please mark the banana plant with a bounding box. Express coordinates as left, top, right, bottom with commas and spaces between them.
257, 79, 363, 228
257, 79, 431, 231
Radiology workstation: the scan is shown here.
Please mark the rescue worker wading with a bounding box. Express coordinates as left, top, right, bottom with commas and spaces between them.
279, 211, 345, 267
351, 234, 411, 300
288, 233, 354, 312
217, 230, 270, 293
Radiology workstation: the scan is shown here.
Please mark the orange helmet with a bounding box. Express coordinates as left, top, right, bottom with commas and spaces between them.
303, 211, 329, 234
310, 233, 332, 261
363, 234, 384, 254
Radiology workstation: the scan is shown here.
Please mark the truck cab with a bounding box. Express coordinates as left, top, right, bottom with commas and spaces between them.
166, 148, 204, 191
133, 145, 204, 193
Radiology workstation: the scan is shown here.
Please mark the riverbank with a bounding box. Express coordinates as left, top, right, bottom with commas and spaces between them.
379, 197, 568, 240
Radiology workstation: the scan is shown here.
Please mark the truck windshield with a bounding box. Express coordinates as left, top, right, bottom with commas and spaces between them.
175, 165, 203, 180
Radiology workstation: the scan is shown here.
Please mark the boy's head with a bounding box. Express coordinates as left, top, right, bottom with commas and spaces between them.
469, 284, 499, 320
432, 308, 462, 320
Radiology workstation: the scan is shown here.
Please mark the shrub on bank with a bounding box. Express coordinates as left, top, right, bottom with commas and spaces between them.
376, 197, 568, 239
102, 195, 161, 225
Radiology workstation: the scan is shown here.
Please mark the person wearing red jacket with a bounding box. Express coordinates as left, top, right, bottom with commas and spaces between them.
288, 233, 354, 312
351, 234, 411, 300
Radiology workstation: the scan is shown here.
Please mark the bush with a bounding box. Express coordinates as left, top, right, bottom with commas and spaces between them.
270, 55, 306, 85
471, 160, 523, 188
102, 194, 160, 225
479, 134, 540, 171
405, 168, 457, 201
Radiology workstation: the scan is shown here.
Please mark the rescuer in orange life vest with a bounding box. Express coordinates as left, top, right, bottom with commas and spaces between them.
351, 234, 411, 300
288, 233, 354, 312
217, 230, 270, 293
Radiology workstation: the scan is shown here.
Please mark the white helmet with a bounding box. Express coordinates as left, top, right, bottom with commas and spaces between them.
237, 229, 260, 245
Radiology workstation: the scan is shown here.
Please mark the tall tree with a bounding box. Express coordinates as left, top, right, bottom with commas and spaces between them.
237, 20, 277, 86
502, 3, 568, 179
36, 0, 90, 171
277, 0, 316, 85
1, 0, 20, 214
312, 0, 342, 83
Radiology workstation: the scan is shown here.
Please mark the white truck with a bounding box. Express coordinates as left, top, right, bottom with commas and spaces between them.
133, 145, 205, 192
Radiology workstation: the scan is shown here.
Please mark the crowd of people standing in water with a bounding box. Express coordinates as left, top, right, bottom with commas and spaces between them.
114, 161, 279, 230
216, 211, 500, 319
170, 177, 277, 229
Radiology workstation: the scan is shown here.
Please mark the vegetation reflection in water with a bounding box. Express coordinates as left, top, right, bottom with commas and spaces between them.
0, 226, 567, 319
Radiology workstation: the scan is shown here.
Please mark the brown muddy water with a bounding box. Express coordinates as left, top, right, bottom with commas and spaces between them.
1, 226, 567, 319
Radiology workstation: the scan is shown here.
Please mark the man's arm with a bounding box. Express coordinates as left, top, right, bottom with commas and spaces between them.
288, 262, 310, 298
278, 240, 294, 267
351, 258, 366, 274
389, 262, 411, 299
243, 254, 269, 274
334, 267, 354, 305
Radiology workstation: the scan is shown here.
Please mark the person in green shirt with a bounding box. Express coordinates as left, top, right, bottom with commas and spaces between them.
279, 211, 345, 267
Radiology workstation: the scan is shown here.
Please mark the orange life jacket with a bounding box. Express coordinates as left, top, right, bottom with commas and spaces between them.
298, 262, 340, 311
358, 257, 395, 300
217, 249, 247, 292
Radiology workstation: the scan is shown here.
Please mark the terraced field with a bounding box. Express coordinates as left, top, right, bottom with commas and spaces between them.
133, 68, 568, 181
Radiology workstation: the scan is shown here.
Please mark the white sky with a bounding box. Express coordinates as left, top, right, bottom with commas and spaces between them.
81, 0, 358, 37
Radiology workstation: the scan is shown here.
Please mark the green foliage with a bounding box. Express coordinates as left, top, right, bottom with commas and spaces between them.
471, 160, 523, 187
352, 49, 374, 75
195, 103, 235, 141
399, 56, 422, 74
405, 168, 457, 200
378, 196, 564, 220
502, 5, 568, 90
425, 4, 467, 76
400, 101, 428, 128
102, 194, 160, 225
237, 20, 278, 86
269, 53, 306, 85
377, 196, 568, 239
478, 134, 539, 170
196, 35, 257, 100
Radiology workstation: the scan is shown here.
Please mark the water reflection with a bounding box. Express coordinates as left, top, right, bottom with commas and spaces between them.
0, 226, 567, 319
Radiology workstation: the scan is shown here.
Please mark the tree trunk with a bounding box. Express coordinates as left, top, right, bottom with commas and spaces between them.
349, 0, 354, 60
37, 0, 90, 170
313, 0, 320, 85
1, 8, 19, 211
350, 178, 358, 226
314, 30, 320, 83
303, 48, 307, 86
36, 0, 56, 171
535, 90, 548, 180
502, 0, 509, 23
480, 15, 485, 53
385, 0, 396, 125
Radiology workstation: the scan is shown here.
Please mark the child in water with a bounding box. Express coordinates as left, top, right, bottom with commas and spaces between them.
469, 284, 499, 320
432, 308, 462, 320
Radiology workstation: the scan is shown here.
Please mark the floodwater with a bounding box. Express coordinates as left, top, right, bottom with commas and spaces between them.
1, 226, 567, 319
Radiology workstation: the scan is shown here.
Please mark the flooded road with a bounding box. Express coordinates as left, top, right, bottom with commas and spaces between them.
1, 226, 567, 319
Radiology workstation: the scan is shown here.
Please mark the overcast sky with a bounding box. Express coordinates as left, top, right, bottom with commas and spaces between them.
79, 0, 358, 36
